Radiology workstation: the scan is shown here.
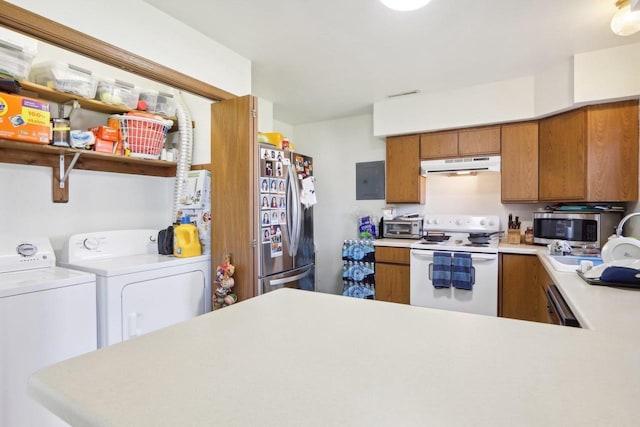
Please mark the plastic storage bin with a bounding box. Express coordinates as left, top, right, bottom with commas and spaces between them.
139, 89, 176, 116
29, 61, 98, 98
96, 78, 140, 109
0, 27, 37, 79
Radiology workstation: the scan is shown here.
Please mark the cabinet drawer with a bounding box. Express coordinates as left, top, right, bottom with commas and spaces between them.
375, 246, 410, 264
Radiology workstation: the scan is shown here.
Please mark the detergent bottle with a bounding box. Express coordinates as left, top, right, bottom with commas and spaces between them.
173, 216, 202, 258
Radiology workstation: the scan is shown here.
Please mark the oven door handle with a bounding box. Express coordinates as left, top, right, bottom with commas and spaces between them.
411, 250, 497, 261
427, 263, 476, 285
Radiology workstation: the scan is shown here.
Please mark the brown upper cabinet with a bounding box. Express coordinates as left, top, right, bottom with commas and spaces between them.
501, 121, 539, 203
420, 125, 501, 160
386, 135, 425, 204
539, 100, 639, 202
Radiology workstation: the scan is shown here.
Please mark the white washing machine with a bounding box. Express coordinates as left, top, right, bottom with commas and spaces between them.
0, 237, 97, 427
57, 229, 211, 348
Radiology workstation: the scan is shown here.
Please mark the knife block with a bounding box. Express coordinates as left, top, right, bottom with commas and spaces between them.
507, 229, 521, 244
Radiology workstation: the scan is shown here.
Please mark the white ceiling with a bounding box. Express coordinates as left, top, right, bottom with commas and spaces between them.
144, 0, 640, 125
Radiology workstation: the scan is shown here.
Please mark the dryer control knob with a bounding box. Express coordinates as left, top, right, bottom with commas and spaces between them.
83, 237, 99, 250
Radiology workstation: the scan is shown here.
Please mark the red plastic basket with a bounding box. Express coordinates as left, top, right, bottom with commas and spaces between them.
110, 114, 171, 159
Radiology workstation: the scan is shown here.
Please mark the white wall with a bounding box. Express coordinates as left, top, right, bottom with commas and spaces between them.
373, 76, 536, 136
293, 114, 386, 295
374, 43, 640, 137
1, 1, 251, 251
574, 42, 640, 104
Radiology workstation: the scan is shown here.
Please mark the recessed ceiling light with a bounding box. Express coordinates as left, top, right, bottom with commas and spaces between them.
380, 0, 431, 12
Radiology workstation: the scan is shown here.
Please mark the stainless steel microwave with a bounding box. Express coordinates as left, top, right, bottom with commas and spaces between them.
383, 218, 423, 239
532, 212, 622, 249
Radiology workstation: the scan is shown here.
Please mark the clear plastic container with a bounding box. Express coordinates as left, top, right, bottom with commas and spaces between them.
154, 91, 176, 116
0, 27, 37, 79
137, 89, 158, 112
29, 61, 98, 98
96, 78, 140, 109
139, 89, 176, 116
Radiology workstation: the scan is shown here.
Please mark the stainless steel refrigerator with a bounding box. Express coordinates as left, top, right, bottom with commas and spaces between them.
258, 144, 315, 293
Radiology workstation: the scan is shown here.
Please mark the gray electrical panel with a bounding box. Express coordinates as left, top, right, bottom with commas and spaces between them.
356, 161, 385, 200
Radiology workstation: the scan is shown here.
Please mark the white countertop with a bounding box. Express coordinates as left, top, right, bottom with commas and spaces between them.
28, 288, 640, 426
372, 238, 414, 248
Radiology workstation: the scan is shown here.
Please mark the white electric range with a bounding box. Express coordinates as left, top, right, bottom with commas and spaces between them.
410, 214, 500, 316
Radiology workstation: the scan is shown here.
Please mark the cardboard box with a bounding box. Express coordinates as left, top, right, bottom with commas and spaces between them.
0, 92, 50, 144
177, 170, 211, 210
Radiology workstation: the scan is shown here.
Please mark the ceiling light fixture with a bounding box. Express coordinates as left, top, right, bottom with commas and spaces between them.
611, 0, 640, 36
380, 0, 431, 12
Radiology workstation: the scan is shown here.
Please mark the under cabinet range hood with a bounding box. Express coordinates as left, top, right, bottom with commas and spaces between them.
420, 156, 501, 175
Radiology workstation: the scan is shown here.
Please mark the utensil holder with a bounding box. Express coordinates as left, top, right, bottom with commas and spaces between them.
507, 229, 521, 244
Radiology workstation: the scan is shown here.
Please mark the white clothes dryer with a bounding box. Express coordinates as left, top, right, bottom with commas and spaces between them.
0, 237, 97, 427
58, 229, 211, 348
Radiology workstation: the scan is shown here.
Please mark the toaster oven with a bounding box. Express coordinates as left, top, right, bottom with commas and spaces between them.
383, 218, 423, 239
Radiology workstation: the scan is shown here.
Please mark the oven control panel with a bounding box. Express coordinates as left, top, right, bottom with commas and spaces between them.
422, 215, 500, 233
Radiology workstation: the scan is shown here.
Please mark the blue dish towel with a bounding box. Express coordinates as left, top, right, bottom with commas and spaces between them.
432, 252, 452, 288
452, 253, 473, 290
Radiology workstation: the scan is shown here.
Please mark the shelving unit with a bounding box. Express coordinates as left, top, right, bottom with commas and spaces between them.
0, 79, 182, 202
0, 139, 177, 202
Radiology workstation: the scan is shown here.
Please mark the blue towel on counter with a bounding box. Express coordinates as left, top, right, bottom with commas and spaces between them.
452, 253, 473, 290
432, 252, 452, 288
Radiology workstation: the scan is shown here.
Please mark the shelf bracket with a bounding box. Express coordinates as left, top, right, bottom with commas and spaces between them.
59, 152, 81, 188
53, 152, 81, 203
59, 99, 80, 118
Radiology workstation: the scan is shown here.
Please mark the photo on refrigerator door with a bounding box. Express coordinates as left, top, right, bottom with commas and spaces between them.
269, 178, 280, 193
262, 212, 270, 226
270, 234, 282, 258
261, 196, 270, 210
271, 210, 279, 225
260, 178, 269, 193
262, 228, 270, 244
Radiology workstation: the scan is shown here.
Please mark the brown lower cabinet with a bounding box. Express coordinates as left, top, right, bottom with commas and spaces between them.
499, 253, 551, 323
375, 246, 410, 304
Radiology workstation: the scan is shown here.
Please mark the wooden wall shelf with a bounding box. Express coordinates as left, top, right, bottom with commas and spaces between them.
0, 139, 177, 202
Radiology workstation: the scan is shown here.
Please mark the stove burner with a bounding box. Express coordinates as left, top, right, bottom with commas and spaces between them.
464, 243, 489, 248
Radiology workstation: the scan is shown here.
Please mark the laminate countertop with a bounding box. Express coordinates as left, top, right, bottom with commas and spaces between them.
374, 239, 640, 335
29, 288, 640, 426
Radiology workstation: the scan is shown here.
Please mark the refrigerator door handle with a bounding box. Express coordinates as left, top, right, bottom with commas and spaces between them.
285, 165, 297, 256
269, 265, 313, 286
288, 164, 301, 256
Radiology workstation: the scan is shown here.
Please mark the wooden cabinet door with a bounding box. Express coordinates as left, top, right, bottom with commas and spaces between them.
375, 263, 410, 304
501, 122, 539, 202
386, 135, 425, 204
458, 126, 501, 156
539, 108, 586, 201
500, 254, 546, 322
211, 95, 258, 302
585, 100, 639, 202
375, 247, 410, 304
420, 131, 458, 159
